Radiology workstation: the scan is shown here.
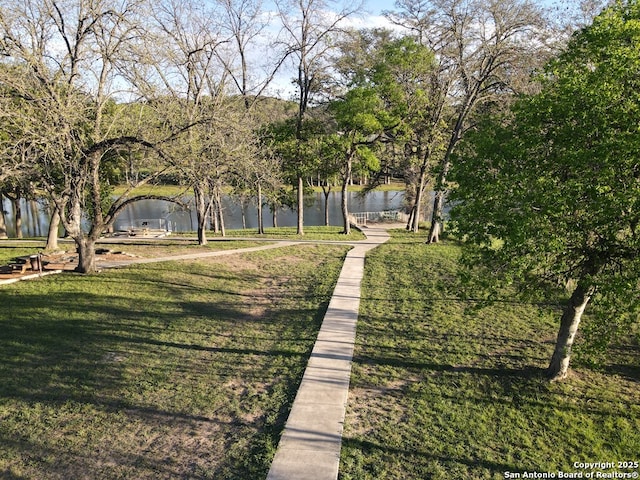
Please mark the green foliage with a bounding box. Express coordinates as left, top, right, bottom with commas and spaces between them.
450, 0, 640, 358
260, 117, 325, 181
331, 87, 388, 135
370, 37, 436, 123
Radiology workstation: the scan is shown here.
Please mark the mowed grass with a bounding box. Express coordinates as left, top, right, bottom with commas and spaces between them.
0, 243, 350, 479
213, 226, 367, 242
0, 239, 269, 264
341, 230, 640, 480
0, 243, 44, 264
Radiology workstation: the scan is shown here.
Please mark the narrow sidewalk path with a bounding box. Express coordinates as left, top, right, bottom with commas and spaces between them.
266, 225, 393, 480
97, 241, 298, 268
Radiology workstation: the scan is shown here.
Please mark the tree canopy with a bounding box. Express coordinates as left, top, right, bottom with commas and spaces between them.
0, 0, 610, 278
450, 0, 640, 380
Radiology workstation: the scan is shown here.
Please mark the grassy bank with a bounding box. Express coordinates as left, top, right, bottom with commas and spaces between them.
217, 226, 366, 241
111, 183, 405, 197
341, 231, 640, 479
0, 242, 350, 479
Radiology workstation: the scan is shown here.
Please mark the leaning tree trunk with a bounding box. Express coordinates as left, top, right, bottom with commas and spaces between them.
428, 157, 451, 243
406, 206, 415, 231
427, 191, 445, 243
547, 281, 595, 381
428, 120, 459, 243
411, 167, 428, 233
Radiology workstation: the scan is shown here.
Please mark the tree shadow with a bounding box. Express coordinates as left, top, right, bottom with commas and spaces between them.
0, 262, 327, 478
340, 436, 521, 479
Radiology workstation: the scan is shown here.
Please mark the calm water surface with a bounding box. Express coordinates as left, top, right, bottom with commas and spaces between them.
1, 190, 406, 236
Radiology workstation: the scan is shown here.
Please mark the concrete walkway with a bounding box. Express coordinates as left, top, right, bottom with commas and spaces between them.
266, 226, 393, 480
97, 241, 299, 268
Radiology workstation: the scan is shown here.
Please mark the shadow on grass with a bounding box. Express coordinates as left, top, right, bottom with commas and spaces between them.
353, 350, 544, 376
340, 437, 521, 479
0, 261, 330, 479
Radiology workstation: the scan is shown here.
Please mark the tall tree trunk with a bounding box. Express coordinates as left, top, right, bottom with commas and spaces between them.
322, 185, 331, 226
272, 209, 278, 228
214, 187, 225, 237
427, 187, 447, 243
411, 166, 427, 233
406, 206, 415, 231
11, 196, 22, 239
0, 195, 7, 239
341, 155, 352, 235
547, 282, 595, 381
427, 160, 451, 243
428, 105, 465, 244
46, 206, 61, 251
194, 184, 208, 246
210, 197, 219, 233
28, 200, 40, 236
297, 176, 304, 235
341, 181, 350, 235
257, 182, 264, 235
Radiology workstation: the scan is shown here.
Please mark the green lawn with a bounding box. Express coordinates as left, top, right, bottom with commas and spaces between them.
340, 230, 640, 480
218, 226, 367, 241
0, 240, 56, 262
2, 230, 638, 480
0, 243, 350, 479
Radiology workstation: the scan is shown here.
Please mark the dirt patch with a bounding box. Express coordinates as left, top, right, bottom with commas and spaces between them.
44, 250, 140, 270
0, 250, 142, 281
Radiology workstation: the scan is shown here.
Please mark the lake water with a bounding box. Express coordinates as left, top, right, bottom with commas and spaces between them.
1, 190, 406, 237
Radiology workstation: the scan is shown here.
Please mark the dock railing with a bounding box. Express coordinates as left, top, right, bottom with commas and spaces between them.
348, 210, 407, 227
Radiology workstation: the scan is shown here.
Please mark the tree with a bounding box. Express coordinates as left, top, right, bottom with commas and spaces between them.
368, 36, 443, 232
0, 195, 6, 239
329, 87, 389, 234
218, 0, 289, 110
274, 0, 362, 235
386, 0, 548, 242
126, 0, 238, 245
450, 0, 640, 381
0, 0, 178, 273
232, 135, 281, 235
0, 64, 39, 239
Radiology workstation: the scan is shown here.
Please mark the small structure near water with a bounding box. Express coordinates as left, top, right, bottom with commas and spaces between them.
348, 209, 408, 227
110, 218, 171, 238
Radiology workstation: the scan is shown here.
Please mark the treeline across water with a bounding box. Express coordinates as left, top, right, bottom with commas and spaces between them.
0, 190, 407, 238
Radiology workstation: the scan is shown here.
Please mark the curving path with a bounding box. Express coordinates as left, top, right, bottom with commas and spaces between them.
266, 225, 393, 480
